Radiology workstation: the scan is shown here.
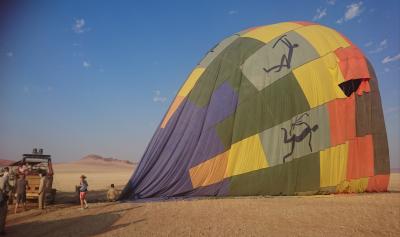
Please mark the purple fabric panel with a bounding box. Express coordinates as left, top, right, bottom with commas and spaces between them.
188, 128, 225, 167
189, 178, 231, 196
188, 82, 238, 167
122, 82, 238, 200
127, 99, 208, 199
203, 81, 238, 129
121, 100, 187, 199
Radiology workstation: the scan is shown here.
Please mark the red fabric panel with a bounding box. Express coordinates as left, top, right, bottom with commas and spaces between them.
347, 135, 375, 180
327, 96, 356, 146
335, 46, 371, 84
366, 175, 389, 192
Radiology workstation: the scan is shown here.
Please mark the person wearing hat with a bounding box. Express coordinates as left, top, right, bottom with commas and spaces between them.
79, 175, 88, 210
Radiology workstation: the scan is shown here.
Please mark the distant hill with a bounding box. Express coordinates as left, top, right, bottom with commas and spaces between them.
75, 154, 136, 166
0, 159, 14, 167
391, 168, 400, 173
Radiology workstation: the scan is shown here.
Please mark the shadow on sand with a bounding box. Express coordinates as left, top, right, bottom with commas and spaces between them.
7, 206, 144, 237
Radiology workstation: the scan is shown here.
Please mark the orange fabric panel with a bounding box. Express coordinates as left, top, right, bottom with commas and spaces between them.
327, 96, 356, 146
347, 135, 374, 180
189, 151, 229, 189
160, 96, 184, 128
366, 175, 389, 192
334, 46, 370, 84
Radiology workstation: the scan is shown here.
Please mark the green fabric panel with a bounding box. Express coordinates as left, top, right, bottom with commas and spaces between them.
228, 152, 320, 196
188, 37, 265, 107
214, 38, 267, 90
198, 35, 239, 68
259, 104, 331, 167
355, 60, 390, 175
216, 72, 310, 147
242, 31, 319, 91
237, 75, 259, 104
215, 115, 235, 149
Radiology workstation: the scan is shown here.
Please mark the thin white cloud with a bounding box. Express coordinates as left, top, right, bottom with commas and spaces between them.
228, 10, 238, 15
153, 90, 167, 103
345, 2, 364, 20
72, 18, 88, 34
22, 85, 53, 94
382, 53, 400, 64
83, 61, 90, 68
384, 68, 390, 73
369, 39, 388, 54
327, 0, 336, 5
337, 1, 364, 24
364, 41, 373, 47
313, 8, 327, 21
6, 51, 13, 57
380, 39, 388, 47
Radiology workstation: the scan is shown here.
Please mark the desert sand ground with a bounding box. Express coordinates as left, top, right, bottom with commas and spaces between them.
52, 162, 134, 192
4, 165, 400, 237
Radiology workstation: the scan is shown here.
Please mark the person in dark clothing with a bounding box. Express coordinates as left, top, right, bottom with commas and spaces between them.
14, 174, 28, 214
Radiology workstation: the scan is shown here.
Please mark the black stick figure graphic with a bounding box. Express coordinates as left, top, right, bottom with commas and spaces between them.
281, 113, 319, 163
263, 34, 299, 73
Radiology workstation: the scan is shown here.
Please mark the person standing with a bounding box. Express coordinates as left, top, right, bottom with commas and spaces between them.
38, 171, 47, 210
79, 175, 88, 210
0, 167, 10, 235
14, 174, 28, 214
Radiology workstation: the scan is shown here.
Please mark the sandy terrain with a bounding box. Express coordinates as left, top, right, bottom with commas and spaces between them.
52, 163, 134, 192
5, 193, 400, 237
4, 163, 400, 237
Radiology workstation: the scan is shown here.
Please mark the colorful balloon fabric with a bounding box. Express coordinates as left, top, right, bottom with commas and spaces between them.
121, 22, 390, 200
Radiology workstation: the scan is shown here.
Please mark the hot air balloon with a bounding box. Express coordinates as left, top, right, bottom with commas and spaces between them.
121, 21, 390, 200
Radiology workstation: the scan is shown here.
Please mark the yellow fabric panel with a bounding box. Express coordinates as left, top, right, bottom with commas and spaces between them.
160, 96, 184, 128
294, 25, 350, 56
177, 67, 205, 97
224, 134, 268, 177
293, 53, 346, 108
336, 178, 369, 193
189, 151, 229, 189
241, 22, 301, 43
348, 178, 369, 193
320, 142, 349, 188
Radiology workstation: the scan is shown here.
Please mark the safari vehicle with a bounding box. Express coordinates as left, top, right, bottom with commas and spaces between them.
9, 148, 56, 203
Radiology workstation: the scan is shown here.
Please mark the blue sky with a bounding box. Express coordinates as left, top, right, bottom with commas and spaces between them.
0, 0, 399, 167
